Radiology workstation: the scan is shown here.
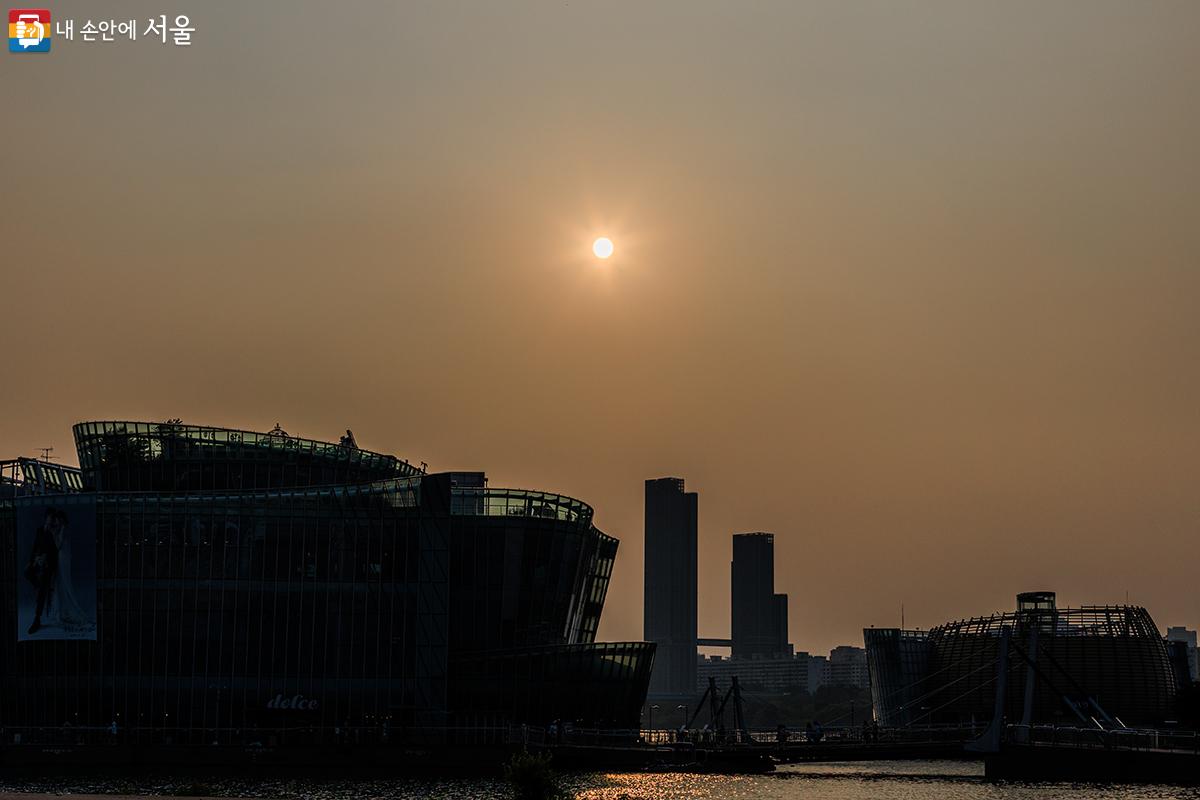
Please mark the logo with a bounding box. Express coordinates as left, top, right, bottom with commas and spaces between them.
266, 693, 319, 711
9, 8, 50, 52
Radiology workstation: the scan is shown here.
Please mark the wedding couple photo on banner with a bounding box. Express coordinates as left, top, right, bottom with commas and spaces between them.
16, 498, 97, 642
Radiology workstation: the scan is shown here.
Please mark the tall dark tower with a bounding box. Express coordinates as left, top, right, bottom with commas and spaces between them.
731, 532, 790, 658
644, 477, 698, 698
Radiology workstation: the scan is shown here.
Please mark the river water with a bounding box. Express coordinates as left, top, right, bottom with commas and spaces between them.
2, 761, 1199, 800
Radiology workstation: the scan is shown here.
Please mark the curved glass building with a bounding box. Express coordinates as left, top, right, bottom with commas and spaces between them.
863, 627, 929, 726
0, 421, 653, 748
865, 592, 1179, 727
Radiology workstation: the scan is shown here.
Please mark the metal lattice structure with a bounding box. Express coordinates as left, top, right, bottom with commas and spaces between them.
0, 458, 84, 497
922, 605, 1177, 726
867, 594, 1180, 728
73, 420, 424, 493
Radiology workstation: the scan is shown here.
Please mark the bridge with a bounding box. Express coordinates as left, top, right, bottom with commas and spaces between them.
612, 624, 1200, 779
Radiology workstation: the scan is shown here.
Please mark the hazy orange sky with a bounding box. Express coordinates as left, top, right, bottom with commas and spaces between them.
3, 1, 1198, 655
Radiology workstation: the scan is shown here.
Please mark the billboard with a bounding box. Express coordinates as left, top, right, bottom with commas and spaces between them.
16, 497, 97, 641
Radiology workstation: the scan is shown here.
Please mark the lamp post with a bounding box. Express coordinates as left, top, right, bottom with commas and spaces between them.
649, 704, 659, 739
677, 704, 688, 730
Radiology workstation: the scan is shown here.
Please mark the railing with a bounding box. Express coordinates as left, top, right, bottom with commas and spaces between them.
34, 722, 1196, 753
0, 724, 640, 749
450, 488, 593, 524
72, 421, 423, 476
1007, 724, 1200, 753
748, 723, 981, 745
636, 723, 984, 747
88, 475, 425, 507
930, 606, 1164, 640
13, 479, 593, 522
0, 458, 84, 495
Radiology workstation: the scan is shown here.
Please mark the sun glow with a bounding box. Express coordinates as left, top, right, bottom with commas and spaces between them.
592, 237, 614, 259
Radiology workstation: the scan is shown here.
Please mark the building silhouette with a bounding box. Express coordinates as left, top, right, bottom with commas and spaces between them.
1166, 626, 1198, 682
862, 628, 930, 725
643, 477, 697, 698
698, 650, 837, 695
0, 420, 654, 749
731, 532, 790, 659
865, 591, 1181, 727
827, 644, 869, 688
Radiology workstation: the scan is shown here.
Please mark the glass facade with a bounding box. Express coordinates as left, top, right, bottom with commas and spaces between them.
0, 421, 653, 747
74, 421, 422, 493
450, 642, 653, 729
863, 628, 930, 726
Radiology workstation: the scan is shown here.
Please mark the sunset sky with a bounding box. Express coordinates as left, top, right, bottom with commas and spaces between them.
3, 1, 1198, 655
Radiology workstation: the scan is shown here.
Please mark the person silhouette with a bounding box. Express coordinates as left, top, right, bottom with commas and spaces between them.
24, 508, 63, 635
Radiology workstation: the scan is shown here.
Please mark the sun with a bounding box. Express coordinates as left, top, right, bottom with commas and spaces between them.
592, 237, 614, 259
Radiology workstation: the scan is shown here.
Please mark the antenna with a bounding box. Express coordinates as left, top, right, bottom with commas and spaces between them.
901, 602, 905, 630
38, 447, 56, 463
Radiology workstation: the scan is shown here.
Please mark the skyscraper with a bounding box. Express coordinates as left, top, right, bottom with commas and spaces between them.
644, 477, 697, 698
731, 532, 791, 659
1166, 626, 1199, 682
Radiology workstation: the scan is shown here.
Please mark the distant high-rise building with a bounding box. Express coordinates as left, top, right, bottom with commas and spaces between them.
731, 532, 790, 658
828, 645, 869, 689
644, 477, 698, 698
774, 593, 791, 656
697, 651, 828, 694
1166, 626, 1198, 682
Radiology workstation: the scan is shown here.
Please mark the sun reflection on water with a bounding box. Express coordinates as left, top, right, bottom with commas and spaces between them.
4, 761, 1200, 800
567, 762, 1200, 800
574, 771, 767, 800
